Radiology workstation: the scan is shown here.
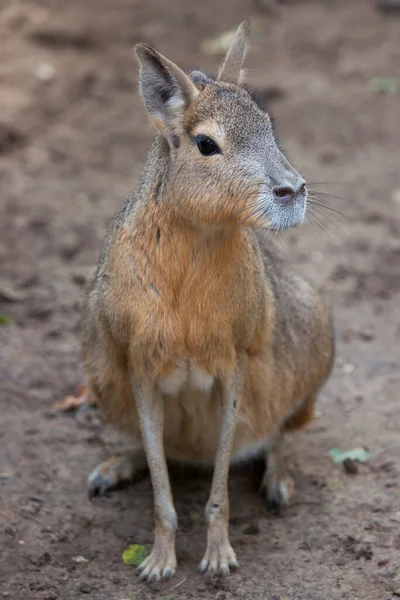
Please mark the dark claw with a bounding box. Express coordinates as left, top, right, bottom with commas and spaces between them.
88, 475, 111, 499
264, 485, 284, 515
266, 494, 282, 516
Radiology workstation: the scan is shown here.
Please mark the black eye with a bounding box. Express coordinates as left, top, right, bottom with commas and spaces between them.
195, 135, 221, 156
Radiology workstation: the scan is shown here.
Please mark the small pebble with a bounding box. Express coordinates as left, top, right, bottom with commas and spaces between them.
359, 331, 374, 341
41, 526, 53, 533
59, 236, 80, 260
311, 251, 323, 263
343, 458, 359, 475
243, 523, 260, 535
28, 304, 53, 319
79, 582, 91, 594
377, 0, 400, 12
35, 61, 56, 81
70, 267, 91, 285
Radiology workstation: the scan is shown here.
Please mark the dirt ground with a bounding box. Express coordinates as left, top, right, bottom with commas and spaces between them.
1, 1, 400, 599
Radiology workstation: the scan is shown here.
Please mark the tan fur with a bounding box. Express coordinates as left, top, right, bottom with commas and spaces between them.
81, 22, 334, 582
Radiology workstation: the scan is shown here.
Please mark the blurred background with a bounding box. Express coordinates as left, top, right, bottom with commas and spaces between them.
1, 1, 399, 599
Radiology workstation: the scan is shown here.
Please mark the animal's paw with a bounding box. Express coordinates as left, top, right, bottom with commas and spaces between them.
199, 522, 238, 577
137, 532, 177, 583
260, 472, 294, 514
88, 453, 144, 497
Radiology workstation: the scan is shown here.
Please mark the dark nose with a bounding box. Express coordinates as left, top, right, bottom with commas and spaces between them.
273, 183, 306, 202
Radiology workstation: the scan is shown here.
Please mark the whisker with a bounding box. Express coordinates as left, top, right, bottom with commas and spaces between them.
309, 209, 340, 235
307, 200, 349, 225
308, 195, 349, 219
308, 189, 349, 203
308, 206, 346, 236
307, 212, 336, 243
294, 160, 312, 176
258, 226, 283, 252
307, 181, 349, 188
252, 211, 269, 233
307, 213, 327, 237
306, 214, 321, 238
220, 205, 266, 245
229, 199, 261, 219
272, 228, 286, 251
308, 208, 346, 231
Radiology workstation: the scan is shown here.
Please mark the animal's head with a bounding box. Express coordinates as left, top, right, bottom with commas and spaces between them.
135, 22, 307, 231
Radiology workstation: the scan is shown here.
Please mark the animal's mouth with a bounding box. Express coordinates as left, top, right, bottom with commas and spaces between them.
253, 189, 307, 232
267, 195, 307, 232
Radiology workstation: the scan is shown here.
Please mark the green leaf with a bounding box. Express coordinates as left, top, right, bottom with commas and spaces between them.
201, 28, 237, 55
200, 20, 263, 55
368, 77, 398, 94
329, 448, 371, 464
0, 315, 12, 326
122, 544, 149, 567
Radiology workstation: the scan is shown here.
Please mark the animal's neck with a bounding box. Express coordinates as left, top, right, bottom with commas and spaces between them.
138, 134, 246, 253
137, 135, 171, 205
133, 135, 247, 292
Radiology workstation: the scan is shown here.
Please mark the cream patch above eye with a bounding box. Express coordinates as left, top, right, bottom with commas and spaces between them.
191, 119, 225, 147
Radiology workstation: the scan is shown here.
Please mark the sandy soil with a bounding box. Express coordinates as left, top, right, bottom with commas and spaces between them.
1, 1, 400, 599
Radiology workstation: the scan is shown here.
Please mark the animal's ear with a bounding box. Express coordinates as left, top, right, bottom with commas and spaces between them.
135, 44, 199, 135
218, 21, 250, 84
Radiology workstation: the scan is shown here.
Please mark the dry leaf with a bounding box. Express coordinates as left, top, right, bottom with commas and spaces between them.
200, 20, 263, 55
73, 555, 89, 564
201, 28, 237, 55
53, 384, 96, 412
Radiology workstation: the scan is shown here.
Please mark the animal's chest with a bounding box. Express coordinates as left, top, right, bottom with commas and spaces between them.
179, 269, 248, 369
155, 275, 244, 387
155, 297, 238, 389
131, 245, 264, 380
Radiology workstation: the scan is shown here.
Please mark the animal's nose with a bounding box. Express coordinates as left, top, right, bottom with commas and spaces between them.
273, 182, 306, 202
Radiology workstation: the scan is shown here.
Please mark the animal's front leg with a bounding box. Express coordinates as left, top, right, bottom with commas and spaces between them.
199, 363, 243, 577
132, 378, 177, 582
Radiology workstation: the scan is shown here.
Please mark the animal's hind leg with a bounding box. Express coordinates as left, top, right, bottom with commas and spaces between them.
260, 433, 294, 514
260, 394, 317, 512
88, 449, 147, 497
284, 393, 317, 432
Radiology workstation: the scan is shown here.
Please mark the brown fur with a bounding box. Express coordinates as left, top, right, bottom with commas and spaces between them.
81, 22, 334, 582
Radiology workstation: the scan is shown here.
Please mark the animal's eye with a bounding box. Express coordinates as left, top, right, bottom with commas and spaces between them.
195, 135, 221, 156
